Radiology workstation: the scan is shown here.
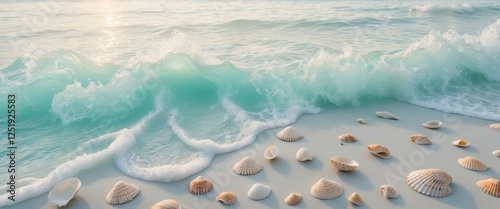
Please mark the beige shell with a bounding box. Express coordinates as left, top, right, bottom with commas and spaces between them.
348, 192, 363, 206
295, 147, 313, 161
406, 169, 452, 197
452, 140, 469, 147
284, 193, 302, 206
330, 156, 359, 171
233, 156, 263, 175
247, 183, 271, 200
476, 178, 500, 198
338, 134, 357, 143
216, 192, 237, 205
489, 123, 500, 130
375, 111, 398, 120
310, 178, 344, 199
493, 150, 500, 157
48, 178, 81, 207
367, 144, 391, 159
150, 199, 181, 209
422, 120, 443, 129
264, 145, 279, 160
380, 185, 399, 199
188, 176, 213, 195
357, 118, 366, 124
276, 126, 303, 142
105, 181, 140, 205
409, 134, 433, 145
457, 156, 488, 171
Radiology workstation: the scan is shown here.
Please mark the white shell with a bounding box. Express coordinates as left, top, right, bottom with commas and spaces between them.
367, 144, 391, 159
489, 124, 500, 130
493, 150, 500, 157
357, 118, 366, 124
338, 134, 357, 143
188, 176, 213, 195
406, 169, 452, 197
276, 126, 303, 142
379, 185, 399, 199
423, 120, 443, 129
105, 181, 140, 205
330, 156, 359, 171
375, 111, 398, 120
476, 178, 500, 198
452, 140, 469, 147
151, 199, 181, 209
264, 145, 279, 160
409, 134, 433, 145
296, 148, 314, 161
348, 192, 363, 206
247, 183, 271, 200
233, 156, 263, 175
310, 178, 344, 199
216, 192, 237, 205
48, 178, 81, 207
284, 193, 302, 206
457, 156, 488, 171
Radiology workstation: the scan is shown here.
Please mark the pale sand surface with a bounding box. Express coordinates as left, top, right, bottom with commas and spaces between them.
5, 100, 500, 209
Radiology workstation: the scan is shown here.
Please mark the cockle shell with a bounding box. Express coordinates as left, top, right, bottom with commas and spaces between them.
457, 156, 488, 171
409, 134, 433, 145
284, 193, 302, 206
476, 178, 500, 198
348, 192, 363, 206
105, 181, 140, 205
357, 118, 366, 124
423, 120, 443, 129
330, 156, 359, 171
376, 111, 398, 120
310, 178, 344, 199
367, 144, 391, 159
276, 126, 303, 142
338, 134, 357, 143
406, 169, 452, 197
490, 124, 500, 130
452, 140, 469, 147
493, 150, 500, 157
380, 185, 399, 199
247, 183, 271, 200
264, 145, 279, 160
296, 147, 313, 161
48, 178, 81, 207
150, 199, 181, 209
188, 176, 213, 195
233, 156, 263, 175
216, 192, 237, 205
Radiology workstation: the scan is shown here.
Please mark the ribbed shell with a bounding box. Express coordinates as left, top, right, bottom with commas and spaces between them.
338, 134, 357, 143
457, 157, 488, 171
409, 134, 433, 145
422, 120, 442, 129
489, 123, 500, 130
296, 147, 313, 161
264, 145, 279, 160
276, 126, 303, 142
452, 140, 469, 147
476, 178, 500, 198
367, 144, 391, 159
216, 192, 237, 205
150, 199, 181, 209
310, 178, 344, 199
188, 176, 213, 195
233, 156, 263, 175
406, 169, 452, 197
329, 156, 359, 171
105, 181, 140, 205
284, 193, 302, 206
357, 118, 366, 124
375, 111, 398, 120
247, 183, 271, 200
48, 178, 81, 207
380, 185, 399, 199
348, 192, 363, 206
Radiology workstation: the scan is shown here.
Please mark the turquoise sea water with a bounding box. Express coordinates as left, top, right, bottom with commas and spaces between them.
1, 0, 500, 206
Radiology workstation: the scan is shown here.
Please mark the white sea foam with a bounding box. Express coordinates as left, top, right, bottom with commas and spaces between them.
409, 3, 476, 13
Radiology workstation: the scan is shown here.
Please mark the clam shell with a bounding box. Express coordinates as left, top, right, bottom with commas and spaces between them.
296, 147, 313, 162
367, 144, 391, 159
489, 123, 500, 130
216, 192, 237, 205
338, 134, 357, 143
375, 111, 398, 120
493, 150, 500, 157
247, 183, 271, 200
423, 120, 442, 129
310, 178, 344, 199
233, 156, 263, 175
457, 156, 488, 171
380, 185, 399, 199
348, 192, 363, 206
406, 169, 452, 197
150, 199, 181, 209
452, 140, 469, 147
329, 156, 359, 171
276, 126, 303, 142
105, 181, 140, 205
409, 134, 433, 145
357, 118, 366, 124
264, 145, 279, 160
476, 178, 500, 198
188, 176, 213, 195
284, 193, 302, 206
48, 178, 81, 207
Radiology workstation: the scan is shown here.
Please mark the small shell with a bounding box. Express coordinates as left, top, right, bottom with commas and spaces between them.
247, 183, 271, 200
310, 178, 344, 199
233, 156, 263, 175
276, 126, 303, 142
338, 134, 357, 143
264, 145, 279, 160
423, 120, 443, 129
406, 169, 452, 197
367, 144, 391, 159
375, 111, 398, 120
216, 192, 237, 205
284, 193, 302, 206
348, 192, 363, 206
380, 185, 399, 199
452, 140, 469, 147
489, 124, 500, 130
409, 134, 433, 145
476, 178, 500, 198
457, 156, 488, 171
188, 176, 213, 195
105, 181, 140, 205
493, 150, 500, 157
150, 199, 181, 209
357, 118, 366, 124
330, 156, 359, 171
48, 178, 81, 207
295, 147, 313, 161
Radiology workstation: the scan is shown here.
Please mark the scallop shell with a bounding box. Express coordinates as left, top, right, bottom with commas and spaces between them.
284, 193, 302, 206
105, 181, 140, 205
457, 156, 488, 171
493, 150, 500, 157
452, 140, 469, 147
264, 145, 279, 160
188, 176, 213, 195
48, 178, 81, 207
329, 156, 359, 171
247, 183, 271, 200
348, 192, 363, 206
295, 147, 313, 161
233, 156, 263, 175
150, 199, 181, 209
216, 192, 237, 205
406, 169, 452, 197
476, 178, 500, 198
375, 111, 398, 120
338, 134, 357, 143
423, 120, 443, 129
276, 126, 303, 142
367, 144, 391, 159
380, 185, 399, 199
310, 178, 344, 199
357, 118, 366, 124
409, 134, 433, 145
490, 123, 500, 130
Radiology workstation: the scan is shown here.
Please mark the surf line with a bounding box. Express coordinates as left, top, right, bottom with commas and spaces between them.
6, 94, 16, 201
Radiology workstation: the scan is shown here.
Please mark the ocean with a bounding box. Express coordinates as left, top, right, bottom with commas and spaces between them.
1, 0, 499, 206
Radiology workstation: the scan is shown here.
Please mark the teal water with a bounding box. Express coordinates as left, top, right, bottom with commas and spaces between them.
1, 0, 500, 206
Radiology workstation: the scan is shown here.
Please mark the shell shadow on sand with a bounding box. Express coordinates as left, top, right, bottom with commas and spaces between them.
269, 157, 293, 177
436, 183, 477, 209
298, 156, 324, 171
336, 170, 374, 191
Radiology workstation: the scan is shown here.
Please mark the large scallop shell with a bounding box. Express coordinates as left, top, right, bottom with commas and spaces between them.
348, 192, 363, 206
493, 150, 500, 157
247, 183, 271, 200
284, 193, 302, 206
338, 134, 357, 143
457, 156, 488, 171
233, 156, 263, 175
48, 178, 81, 207
476, 178, 500, 198
452, 140, 469, 147
330, 156, 359, 171
216, 192, 237, 205
367, 144, 391, 159
188, 176, 213, 195
406, 169, 452, 197
380, 185, 399, 199
264, 145, 279, 160
489, 123, 500, 130
276, 126, 303, 142
295, 147, 313, 161
310, 178, 344, 199
409, 134, 433, 145
423, 120, 443, 129
105, 181, 140, 205
376, 111, 398, 120
150, 199, 181, 209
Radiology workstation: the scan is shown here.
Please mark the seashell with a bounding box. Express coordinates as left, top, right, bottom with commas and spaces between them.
247, 183, 271, 200
295, 147, 313, 161
357, 118, 366, 124
457, 156, 488, 171
452, 140, 469, 147
48, 178, 81, 207
409, 134, 433, 145
367, 144, 391, 159
216, 192, 237, 205
105, 181, 140, 205
233, 156, 263, 175
329, 156, 359, 171
264, 145, 279, 160
476, 178, 500, 198
490, 123, 500, 130
284, 193, 302, 206
276, 126, 303, 142
188, 176, 213, 195
406, 169, 452, 197
150, 199, 181, 209
375, 111, 398, 120
348, 192, 363, 206
423, 120, 443, 129
310, 178, 344, 199
380, 185, 399, 199
338, 134, 357, 143
493, 150, 500, 157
